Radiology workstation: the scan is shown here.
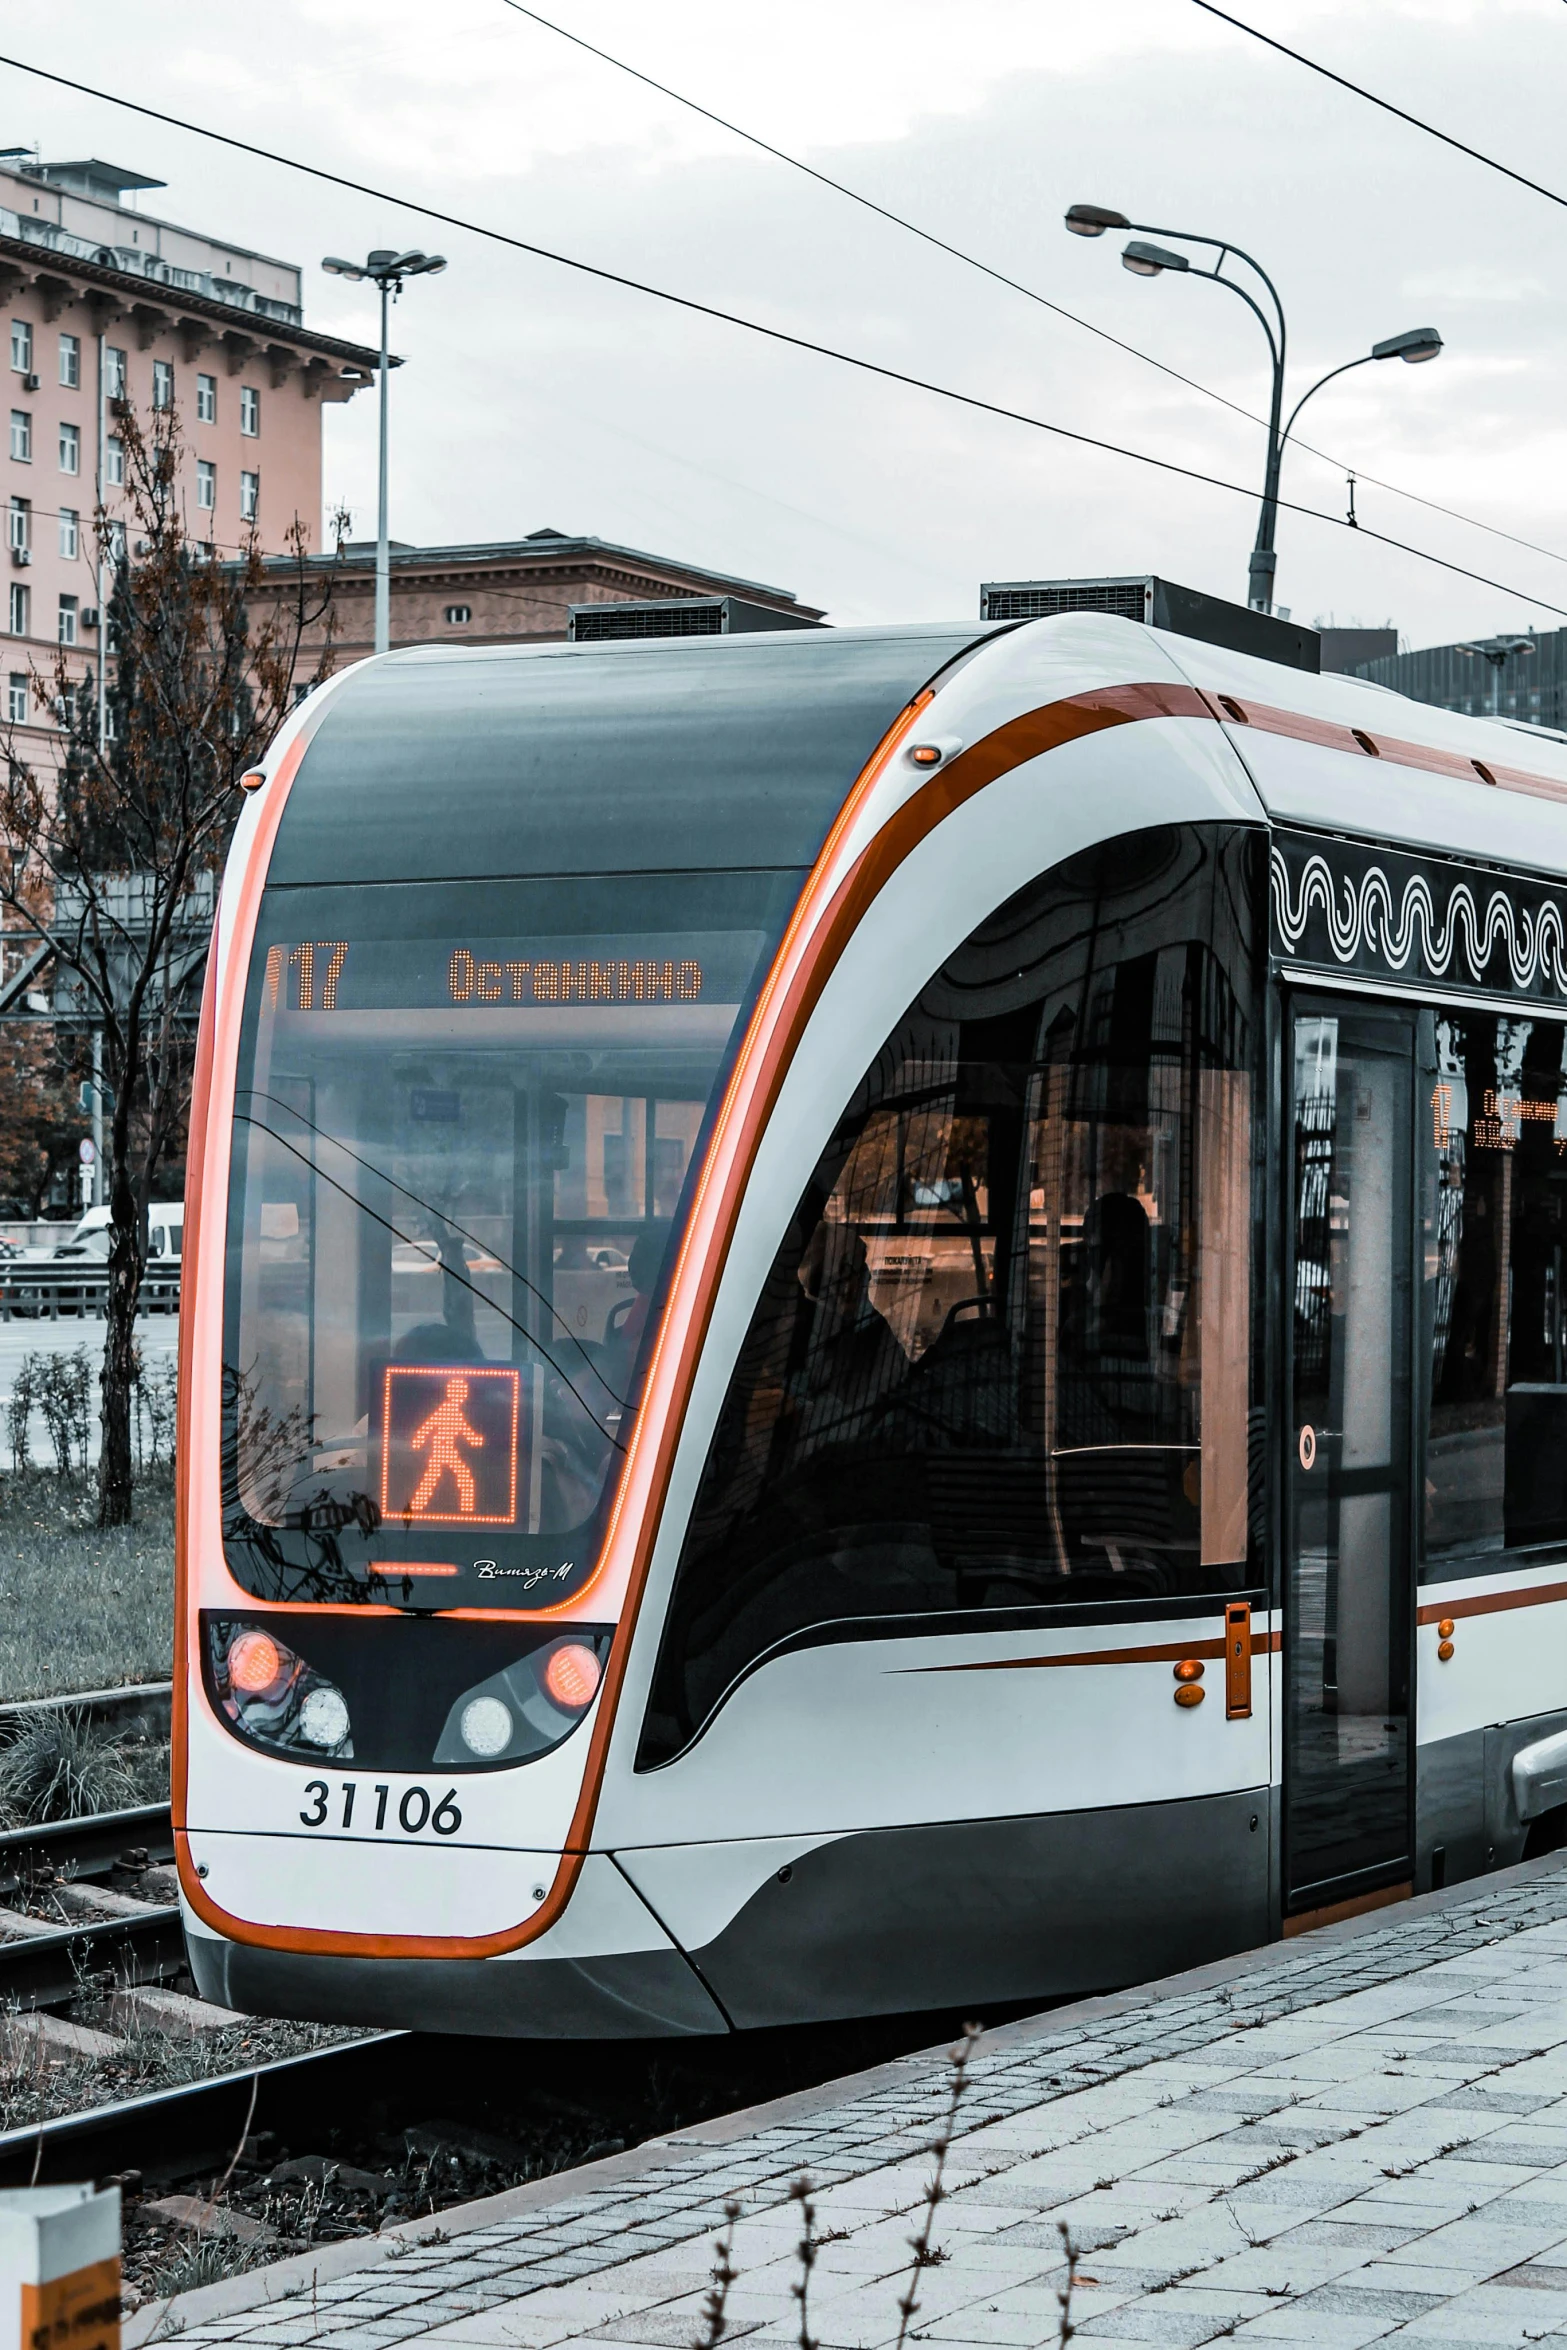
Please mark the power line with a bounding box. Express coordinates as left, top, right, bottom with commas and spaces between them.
496, 1, 1271, 431
1188, 0, 1567, 212
500, 0, 1567, 583
4, 47, 1567, 622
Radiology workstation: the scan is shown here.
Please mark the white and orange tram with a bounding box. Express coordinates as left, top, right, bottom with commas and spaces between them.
176, 603, 1567, 2035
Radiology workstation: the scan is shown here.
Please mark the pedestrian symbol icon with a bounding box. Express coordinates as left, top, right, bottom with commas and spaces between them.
381, 1364, 521, 1526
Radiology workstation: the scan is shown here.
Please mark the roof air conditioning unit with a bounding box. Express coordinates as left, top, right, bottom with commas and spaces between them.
22, 373, 38, 391
567, 594, 822, 642
978, 573, 1320, 671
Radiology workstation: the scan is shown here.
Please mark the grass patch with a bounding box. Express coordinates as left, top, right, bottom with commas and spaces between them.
0, 1470, 173, 1699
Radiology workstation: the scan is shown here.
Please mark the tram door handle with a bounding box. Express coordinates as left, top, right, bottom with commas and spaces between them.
1224, 1601, 1252, 1720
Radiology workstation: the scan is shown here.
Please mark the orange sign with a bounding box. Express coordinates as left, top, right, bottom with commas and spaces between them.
21, 2257, 121, 2350
380, 1365, 521, 1526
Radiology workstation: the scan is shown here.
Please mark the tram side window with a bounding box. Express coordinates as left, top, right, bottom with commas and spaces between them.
639, 824, 1264, 1766
1423, 1006, 1567, 1571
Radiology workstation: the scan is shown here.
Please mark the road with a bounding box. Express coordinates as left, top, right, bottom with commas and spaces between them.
0, 1312, 179, 1469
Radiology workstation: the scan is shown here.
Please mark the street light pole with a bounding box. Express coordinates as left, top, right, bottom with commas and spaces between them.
376, 269, 392, 658
1458, 634, 1534, 719
321, 246, 447, 658
1065, 205, 1441, 614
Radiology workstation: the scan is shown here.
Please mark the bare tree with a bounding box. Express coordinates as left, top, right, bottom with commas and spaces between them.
0, 403, 339, 1524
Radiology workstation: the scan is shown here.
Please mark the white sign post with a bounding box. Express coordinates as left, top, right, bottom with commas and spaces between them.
0, 2185, 120, 2350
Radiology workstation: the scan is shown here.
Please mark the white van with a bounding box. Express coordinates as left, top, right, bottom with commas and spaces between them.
52, 1202, 184, 1262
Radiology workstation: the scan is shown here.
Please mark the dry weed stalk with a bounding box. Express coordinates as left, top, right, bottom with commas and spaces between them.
892, 2021, 981, 2350
1056, 2219, 1080, 2345
788, 2174, 819, 2350
693, 2196, 741, 2349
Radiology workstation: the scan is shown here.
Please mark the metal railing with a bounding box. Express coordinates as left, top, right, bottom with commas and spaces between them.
0, 1263, 180, 1321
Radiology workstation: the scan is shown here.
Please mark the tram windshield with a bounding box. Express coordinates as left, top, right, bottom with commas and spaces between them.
222, 872, 797, 1608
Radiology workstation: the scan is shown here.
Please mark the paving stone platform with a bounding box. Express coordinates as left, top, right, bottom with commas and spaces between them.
132, 1854, 1567, 2350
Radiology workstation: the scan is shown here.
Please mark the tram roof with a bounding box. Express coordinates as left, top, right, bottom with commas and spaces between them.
270, 624, 1005, 886
269, 611, 1567, 894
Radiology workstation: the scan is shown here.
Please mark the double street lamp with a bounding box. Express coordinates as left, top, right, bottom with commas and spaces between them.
1065, 203, 1442, 615
321, 247, 447, 656
1458, 633, 1534, 719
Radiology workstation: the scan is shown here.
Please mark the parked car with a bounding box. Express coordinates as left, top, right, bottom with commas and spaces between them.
51, 1202, 184, 1262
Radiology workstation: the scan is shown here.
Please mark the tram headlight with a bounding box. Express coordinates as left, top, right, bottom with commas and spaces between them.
228, 1629, 284, 1695
542, 1641, 601, 1711
208, 1620, 354, 1759
433, 1629, 611, 1769
458, 1695, 514, 1757
298, 1684, 352, 1749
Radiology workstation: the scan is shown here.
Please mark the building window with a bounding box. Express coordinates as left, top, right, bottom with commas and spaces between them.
7, 498, 28, 554
57, 595, 76, 648
9, 411, 29, 463
58, 421, 79, 476
6, 674, 25, 725
105, 347, 126, 400
8, 582, 28, 636
104, 436, 123, 488
9, 321, 30, 376
444, 604, 472, 625
58, 334, 79, 390
152, 359, 173, 411
196, 373, 216, 425
196, 459, 215, 512
239, 469, 259, 522
240, 385, 259, 436
58, 508, 77, 561
105, 519, 125, 566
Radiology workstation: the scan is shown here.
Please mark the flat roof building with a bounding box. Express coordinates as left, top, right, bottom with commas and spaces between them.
1356, 629, 1567, 731
255, 530, 825, 663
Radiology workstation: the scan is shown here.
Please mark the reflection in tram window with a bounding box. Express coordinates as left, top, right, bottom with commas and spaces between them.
221, 872, 796, 1606
641, 825, 1264, 1764
1422, 1007, 1567, 1570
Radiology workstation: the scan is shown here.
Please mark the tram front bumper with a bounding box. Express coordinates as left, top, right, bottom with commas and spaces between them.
184, 1916, 728, 2039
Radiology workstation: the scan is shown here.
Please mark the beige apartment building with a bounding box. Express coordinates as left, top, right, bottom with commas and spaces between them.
0, 148, 378, 746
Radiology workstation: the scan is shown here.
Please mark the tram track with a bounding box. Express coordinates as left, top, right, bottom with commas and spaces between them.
0, 2030, 405, 2189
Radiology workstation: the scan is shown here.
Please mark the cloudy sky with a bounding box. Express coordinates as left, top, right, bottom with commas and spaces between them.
13, 0, 1567, 643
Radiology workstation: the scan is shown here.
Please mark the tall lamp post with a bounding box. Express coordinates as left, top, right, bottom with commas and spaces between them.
321, 247, 447, 656
1458, 633, 1535, 719
1064, 204, 1441, 614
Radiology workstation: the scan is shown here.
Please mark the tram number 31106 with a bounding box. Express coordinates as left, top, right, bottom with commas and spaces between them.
299, 1780, 462, 1836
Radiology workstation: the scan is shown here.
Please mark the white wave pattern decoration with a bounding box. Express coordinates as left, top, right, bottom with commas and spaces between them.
1270, 846, 1567, 995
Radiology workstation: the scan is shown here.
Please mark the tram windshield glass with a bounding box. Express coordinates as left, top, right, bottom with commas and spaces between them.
222, 872, 797, 1607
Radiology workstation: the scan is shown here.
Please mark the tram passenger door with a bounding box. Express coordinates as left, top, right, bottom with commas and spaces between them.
1285, 1000, 1414, 1918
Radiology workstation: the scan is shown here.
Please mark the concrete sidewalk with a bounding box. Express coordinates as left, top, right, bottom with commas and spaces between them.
133, 1854, 1567, 2350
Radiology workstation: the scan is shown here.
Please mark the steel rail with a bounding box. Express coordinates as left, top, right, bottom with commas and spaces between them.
0, 1684, 172, 1739
0, 1803, 174, 1898
0, 2030, 409, 2187
0, 1905, 185, 2010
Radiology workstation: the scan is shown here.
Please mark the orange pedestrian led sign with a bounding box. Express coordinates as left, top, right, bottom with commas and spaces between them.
381, 1365, 521, 1526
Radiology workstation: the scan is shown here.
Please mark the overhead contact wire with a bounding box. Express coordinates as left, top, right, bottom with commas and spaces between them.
4, 48, 1567, 617
500, 0, 1567, 580
1187, 0, 1567, 212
